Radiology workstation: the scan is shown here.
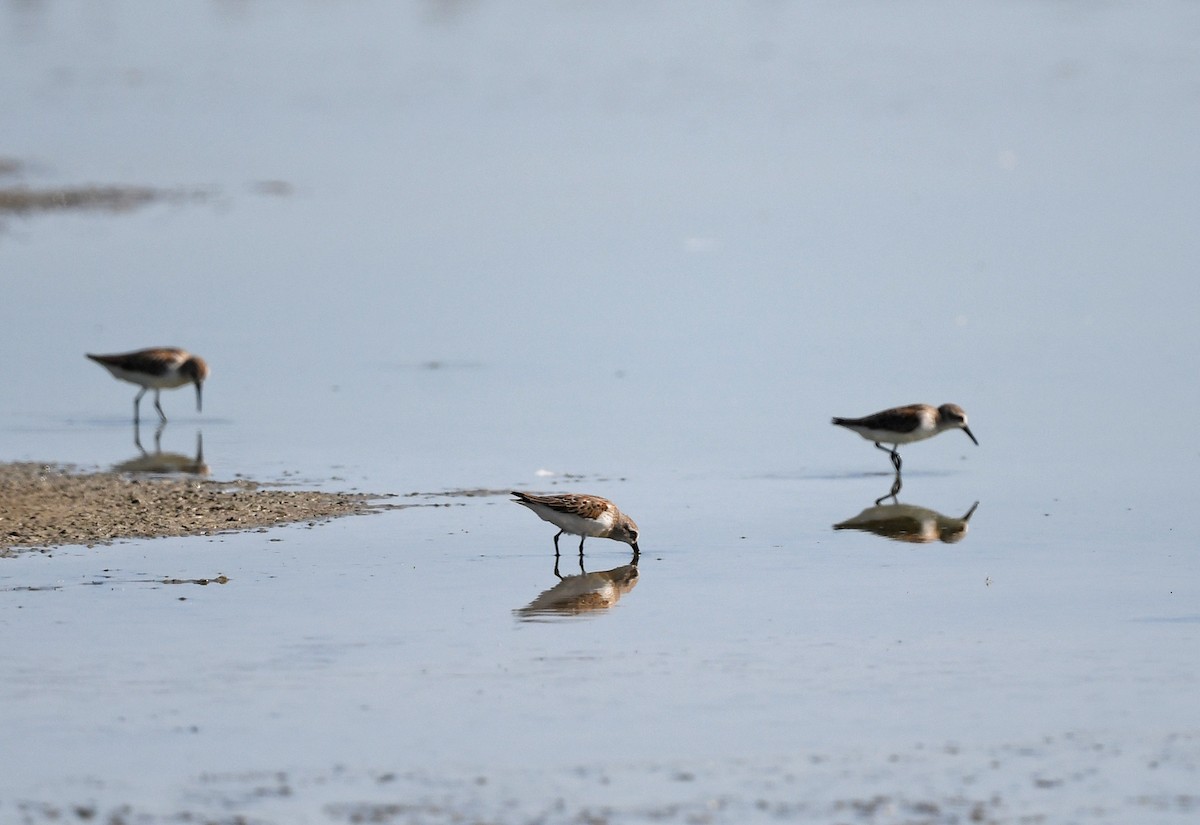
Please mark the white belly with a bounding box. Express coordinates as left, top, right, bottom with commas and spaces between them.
853, 422, 937, 445
104, 365, 188, 390
530, 505, 614, 537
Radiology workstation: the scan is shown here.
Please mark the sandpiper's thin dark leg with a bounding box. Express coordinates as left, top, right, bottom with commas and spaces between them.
133, 388, 147, 423
577, 554, 586, 574
553, 555, 563, 580
154, 389, 167, 423
553, 529, 563, 556
873, 442, 892, 464
873, 443, 902, 470
578, 535, 586, 553
874, 441, 902, 472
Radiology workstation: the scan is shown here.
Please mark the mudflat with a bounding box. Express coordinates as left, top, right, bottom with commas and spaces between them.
0, 462, 390, 555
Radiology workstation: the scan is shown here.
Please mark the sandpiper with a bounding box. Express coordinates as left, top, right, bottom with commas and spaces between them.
87, 347, 209, 423
832, 403, 978, 472
512, 491, 640, 556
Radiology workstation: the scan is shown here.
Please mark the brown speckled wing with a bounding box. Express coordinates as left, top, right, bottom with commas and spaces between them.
512, 491, 611, 520
88, 347, 187, 377
849, 405, 928, 434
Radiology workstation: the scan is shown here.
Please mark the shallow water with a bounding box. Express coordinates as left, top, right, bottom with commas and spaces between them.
2, 1, 1199, 821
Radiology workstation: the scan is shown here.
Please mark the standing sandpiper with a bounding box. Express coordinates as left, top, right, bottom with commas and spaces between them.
832, 403, 978, 472
87, 347, 209, 423
512, 491, 640, 557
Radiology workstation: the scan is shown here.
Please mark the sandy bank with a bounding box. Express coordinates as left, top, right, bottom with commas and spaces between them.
0, 462, 391, 555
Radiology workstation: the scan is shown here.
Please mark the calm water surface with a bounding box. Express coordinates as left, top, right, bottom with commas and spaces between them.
2, 1, 1198, 821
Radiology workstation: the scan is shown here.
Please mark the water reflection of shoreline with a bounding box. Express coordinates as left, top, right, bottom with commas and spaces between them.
112, 423, 209, 476
515, 551, 640, 620
835, 499, 979, 544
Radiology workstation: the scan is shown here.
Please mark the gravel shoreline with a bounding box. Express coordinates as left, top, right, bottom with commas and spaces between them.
0, 462, 392, 555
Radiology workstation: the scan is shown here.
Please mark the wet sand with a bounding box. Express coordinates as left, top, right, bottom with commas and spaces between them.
8, 731, 1198, 824
0, 158, 209, 217
0, 462, 393, 555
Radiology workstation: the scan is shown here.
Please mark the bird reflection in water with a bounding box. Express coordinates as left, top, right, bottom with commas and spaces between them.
112, 421, 209, 476
515, 550, 640, 620
835, 481, 979, 545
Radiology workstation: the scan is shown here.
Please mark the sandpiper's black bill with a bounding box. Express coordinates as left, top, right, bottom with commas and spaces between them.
963, 426, 978, 446
195, 382, 203, 412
